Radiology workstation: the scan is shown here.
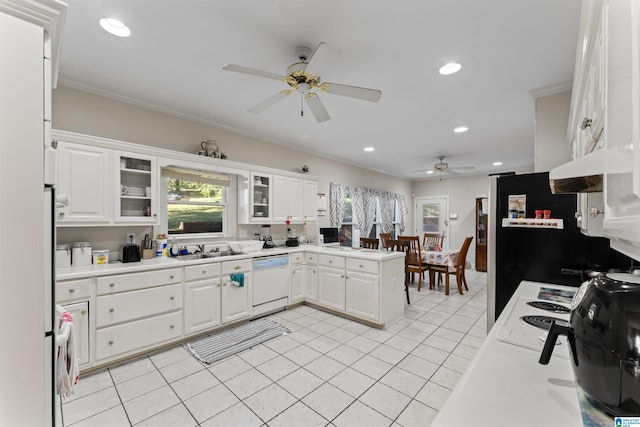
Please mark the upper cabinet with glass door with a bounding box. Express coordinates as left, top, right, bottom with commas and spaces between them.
115, 152, 157, 224
250, 172, 272, 222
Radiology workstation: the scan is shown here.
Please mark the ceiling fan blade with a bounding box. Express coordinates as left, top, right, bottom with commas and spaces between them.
443, 170, 460, 175
248, 90, 293, 113
222, 64, 284, 81
321, 82, 382, 102
305, 93, 331, 122
449, 166, 475, 171
411, 169, 433, 173
305, 42, 342, 76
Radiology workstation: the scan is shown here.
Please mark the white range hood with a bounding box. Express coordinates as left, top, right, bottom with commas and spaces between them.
549, 150, 606, 194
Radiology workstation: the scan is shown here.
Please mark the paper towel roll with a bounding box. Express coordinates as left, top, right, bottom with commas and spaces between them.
352, 229, 360, 248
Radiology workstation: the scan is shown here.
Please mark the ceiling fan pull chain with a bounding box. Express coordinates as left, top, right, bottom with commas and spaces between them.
301, 95, 304, 117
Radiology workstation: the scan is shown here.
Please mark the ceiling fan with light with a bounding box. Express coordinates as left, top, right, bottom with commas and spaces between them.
412, 156, 476, 177
222, 42, 382, 123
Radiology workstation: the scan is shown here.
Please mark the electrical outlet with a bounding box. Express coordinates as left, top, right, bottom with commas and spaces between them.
126, 233, 135, 242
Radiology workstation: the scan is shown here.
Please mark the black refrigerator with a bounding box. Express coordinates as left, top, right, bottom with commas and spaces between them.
493, 172, 631, 320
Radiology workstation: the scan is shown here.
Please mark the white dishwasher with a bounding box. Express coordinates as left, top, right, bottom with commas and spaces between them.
252, 255, 290, 318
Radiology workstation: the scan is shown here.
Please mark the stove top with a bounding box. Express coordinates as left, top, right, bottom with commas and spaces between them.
496, 290, 573, 359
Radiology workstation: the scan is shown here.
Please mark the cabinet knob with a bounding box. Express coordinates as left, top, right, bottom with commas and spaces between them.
170, 296, 175, 301
329, 260, 333, 264
170, 325, 174, 329
359, 264, 364, 268
234, 266, 241, 270
580, 117, 593, 130
202, 270, 206, 274
59, 211, 65, 217
110, 283, 115, 288
108, 340, 114, 346
169, 275, 174, 280
69, 288, 75, 293
153, 213, 157, 217
109, 308, 115, 313
81, 310, 86, 315
341, 275, 345, 278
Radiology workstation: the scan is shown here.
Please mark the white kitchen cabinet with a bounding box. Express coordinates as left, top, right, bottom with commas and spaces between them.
345, 272, 380, 322
184, 264, 221, 334
56, 141, 111, 224
114, 151, 158, 224
304, 252, 318, 301
249, 172, 272, 222
602, 0, 640, 257
290, 264, 305, 304
95, 284, 182, 327
62, 301, 90, 367
221, 259, 252, 323
273, 175, 304, 223
318, 266, 346, 311
303, 180, 318, 222
576, 192, 604, 236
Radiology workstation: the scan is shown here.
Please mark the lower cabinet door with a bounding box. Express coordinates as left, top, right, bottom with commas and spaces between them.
318, 267, 345, 311
221, 273, 252, 323
289, 265, 305, 304
95, 311, 182, 361
62, 301, 90, 367
184, 278, 221, 334
304, 265, 318, 301
345, 272, 380, 322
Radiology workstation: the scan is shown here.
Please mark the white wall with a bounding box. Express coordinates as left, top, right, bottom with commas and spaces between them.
52, 85, 413, 245
411, 175, 491, 269
533, 89, 572, 172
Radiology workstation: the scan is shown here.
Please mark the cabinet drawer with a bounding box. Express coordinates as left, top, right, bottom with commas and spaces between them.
304, 252, 318, 264
57, 278, 92, 303
289, 252, 304, 265
95, 311, 182, 361
318, 254, 345, 269
96, 268, 182, 295
346, 258, 379, 275
185, 263, 221, 281
221, 259, 252, 275
96, 283, 182, 327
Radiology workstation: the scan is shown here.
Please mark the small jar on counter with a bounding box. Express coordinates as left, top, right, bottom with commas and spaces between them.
56, 244, 71, 268
72, 242, 92, 266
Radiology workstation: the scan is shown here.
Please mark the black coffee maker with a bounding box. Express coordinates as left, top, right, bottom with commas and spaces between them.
540, 272, 640, 416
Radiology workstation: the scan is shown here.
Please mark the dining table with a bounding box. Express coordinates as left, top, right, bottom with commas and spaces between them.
421, 248, 461, 295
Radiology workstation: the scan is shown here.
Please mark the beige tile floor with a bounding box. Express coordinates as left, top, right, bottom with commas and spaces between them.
58, 271, 487, 427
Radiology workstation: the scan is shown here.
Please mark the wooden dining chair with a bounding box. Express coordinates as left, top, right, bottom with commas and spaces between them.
379, 233, 393, 249
398, 235, 428, 291
387, 239, 411, 304
429, 236, 474, 295
360, 237, 379, 249
423, 232, 444, 250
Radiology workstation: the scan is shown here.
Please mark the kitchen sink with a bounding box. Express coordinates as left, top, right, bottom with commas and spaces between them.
174, 253, 221, 261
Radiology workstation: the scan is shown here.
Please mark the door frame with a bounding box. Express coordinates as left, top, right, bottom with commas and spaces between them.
414, 195, 450, 249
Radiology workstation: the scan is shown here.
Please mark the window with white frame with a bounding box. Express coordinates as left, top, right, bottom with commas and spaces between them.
162, 167, 229, 236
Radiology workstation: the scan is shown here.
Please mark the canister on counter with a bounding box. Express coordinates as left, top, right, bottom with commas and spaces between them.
56, 244, 71, 268
72, 242, 92, 266
92, 250, 109, 265
156, 239, 168, 257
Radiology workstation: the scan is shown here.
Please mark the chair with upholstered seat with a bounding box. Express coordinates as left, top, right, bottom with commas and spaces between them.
429, 236, 473, 295
387, 239, 411, 304
398, 235, 428, 291
360, 237, 379, 249
379, 233, 393, 249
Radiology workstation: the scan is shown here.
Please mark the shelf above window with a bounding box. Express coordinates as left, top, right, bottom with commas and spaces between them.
501, 218, 564, 229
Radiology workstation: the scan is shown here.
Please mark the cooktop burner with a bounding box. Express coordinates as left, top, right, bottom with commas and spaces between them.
520, 315, 566, 330
526, 301, 571, 313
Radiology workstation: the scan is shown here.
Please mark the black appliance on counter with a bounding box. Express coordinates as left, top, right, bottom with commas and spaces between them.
319, 227, 339, 244
540, 273, 640, 416
285, 237, 300, 247
121, 243, 141, 263
493, 172, 631, 319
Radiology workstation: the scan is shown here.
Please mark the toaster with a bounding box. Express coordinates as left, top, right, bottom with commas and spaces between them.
121, 244, 141, 263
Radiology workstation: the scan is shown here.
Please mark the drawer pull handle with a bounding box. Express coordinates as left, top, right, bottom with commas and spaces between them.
69, 288, 75, 293
110, 283, 115, 288
341, 275, 345, 278
170, 325, 174, 329
329, 260, 333, 263
234, 266, 241, 270
202, 270, 206, 274
109, 308, 115, 313
359, 264, 364, 268
81, 310, 87, 315
170, 296, 175, 301
108, 340, 114, 346
169, 275, 174, 280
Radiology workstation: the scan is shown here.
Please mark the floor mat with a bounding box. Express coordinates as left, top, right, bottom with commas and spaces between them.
186, 318, 289, 364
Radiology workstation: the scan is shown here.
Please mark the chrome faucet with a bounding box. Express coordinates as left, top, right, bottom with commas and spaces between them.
195, 244, 205, 253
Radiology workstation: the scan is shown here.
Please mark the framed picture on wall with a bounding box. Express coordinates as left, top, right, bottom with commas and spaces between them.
508, 194, 526, 218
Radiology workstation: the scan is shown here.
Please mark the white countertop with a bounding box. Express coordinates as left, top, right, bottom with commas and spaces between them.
432, 281, 583, 427
56, 244, 404, 281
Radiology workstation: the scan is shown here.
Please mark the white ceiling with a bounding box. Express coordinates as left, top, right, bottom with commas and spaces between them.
57, 0, 581, 180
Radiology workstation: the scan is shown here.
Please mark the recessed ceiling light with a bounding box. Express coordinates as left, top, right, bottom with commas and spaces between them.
453, 126, 468, 133
493, 161, 503, 166
364, 147, 375, 152
99, 18, 131, 37
439, 62, 461, 75
426, 170, 434, 174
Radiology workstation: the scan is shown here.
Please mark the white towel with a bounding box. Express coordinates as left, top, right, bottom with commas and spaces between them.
56, 308, 79, 398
